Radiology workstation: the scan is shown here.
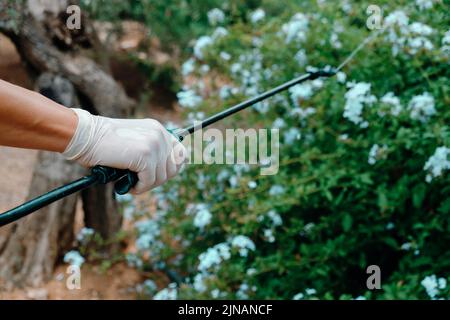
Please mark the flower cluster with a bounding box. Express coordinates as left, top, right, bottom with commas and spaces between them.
441, 29, 450, 54
421, 275, 447, 299
153, 283, 178, 300
250, 8, 266, 24
63, 250, 85, 267
415, 0, 434, 11
207, 8, 225, 26
177, 88, 203, 109
384, 10, 435, 56
368, 144, 388, 165
423, 146, 450, 182
407, 92, 436, 122
192, 203, 212, 229
343, 82, 376, 127
380, 92, 402, 116
281, 13, 309, 44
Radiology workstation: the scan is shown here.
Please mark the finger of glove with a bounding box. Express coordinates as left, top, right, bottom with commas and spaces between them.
154, 160, 168, 187
131, 164, 156, 194
170, 137, 187, 166
166, 153, 178, 179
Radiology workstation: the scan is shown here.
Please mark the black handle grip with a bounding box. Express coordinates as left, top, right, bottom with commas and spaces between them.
91, 166, 138, 195
114, 171, 139, 195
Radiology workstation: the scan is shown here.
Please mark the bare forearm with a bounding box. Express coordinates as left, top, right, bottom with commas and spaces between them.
0, 79, 77, 152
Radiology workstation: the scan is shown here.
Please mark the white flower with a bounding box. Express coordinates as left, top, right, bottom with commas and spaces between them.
415, 0, 434, 11
126, 253, 143, 268
267, 210, 283, 227
193, 36, 213, 59
229, 175, 239, 188
368, 144, 388, 165
253, 100, 270, 113
193, 273, 207, 293
236, 282, 250, 299
76, 227, 94, 243
385, 10, 409, 28
336, 71, 347, 83
290, 83, 314, 105
408, 36, 434, 54
263, 228, 275, 243
330, 32, 342, 49
269, 184, 285, 196
212, 27, 229, 40
424, 146, 450, 182
300, 222, 315, 237
181, 58, 195, 76
284, 127, 302, 145
193, 204, 212, 229
305, 288, 317, 295
200, 64, 210, 74
250, 8, 265, 24
354, 296, 366, 300
135, 220, 160, 250
177, 89, 202, 108
294, 49, 308, 66
198, 242, 231, 272
246, 268, 257, 276
408, 92, 436, 122
272, 118, 286, 129
231, 62, 242, 75
421, 275, 447, 299
293, 292, 304, 300
341, 0, 352, 14
140, 279, 157, 294
380, 92, 402, 116
211, 289, 221, 299
343, 82, 376, 126
290, 107, 316, 120
281, 13, 309, 43
409, 22, 433, 36
219, 85, 237, 100
63, 250, 85, 267
230, 235, 256, 257
153, 283, 177, 300
441, 29, 450, 54
248, 181, 257, 189
386, 222, 395, 230
220, 51, 231, 61
207, 8, 225, 26
438, 278, 447, 289
400, 242, 412, 251
384, 11, 435, 56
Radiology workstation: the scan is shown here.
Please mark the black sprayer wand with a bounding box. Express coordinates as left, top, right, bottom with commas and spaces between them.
0, 69, 336, 227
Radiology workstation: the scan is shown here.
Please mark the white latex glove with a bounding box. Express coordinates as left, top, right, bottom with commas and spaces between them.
62, 108, 187, 194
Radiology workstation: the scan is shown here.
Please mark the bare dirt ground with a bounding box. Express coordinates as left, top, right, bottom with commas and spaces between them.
0, 31, 177, 300
0, 263, 143, 300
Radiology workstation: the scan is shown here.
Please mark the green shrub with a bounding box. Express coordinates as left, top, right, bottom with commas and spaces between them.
125, 0, 449, 300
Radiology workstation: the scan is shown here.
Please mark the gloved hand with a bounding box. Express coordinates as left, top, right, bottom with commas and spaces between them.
62, 108, 187, 194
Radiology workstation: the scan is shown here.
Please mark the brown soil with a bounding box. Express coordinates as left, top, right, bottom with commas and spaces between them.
0, 263, 143, 300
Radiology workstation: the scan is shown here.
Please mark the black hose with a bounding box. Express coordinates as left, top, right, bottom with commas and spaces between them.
0, 166, 135, 227
0, 175, 97, 227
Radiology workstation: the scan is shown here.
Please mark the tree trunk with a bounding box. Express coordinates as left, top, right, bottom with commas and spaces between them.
0, 0, 134, 287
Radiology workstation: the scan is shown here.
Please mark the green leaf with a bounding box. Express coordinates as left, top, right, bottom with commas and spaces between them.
412, 184, 426, 208
342, 214, 353, 232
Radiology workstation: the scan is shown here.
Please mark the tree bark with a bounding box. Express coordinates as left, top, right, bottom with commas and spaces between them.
0, 0, 134, 287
